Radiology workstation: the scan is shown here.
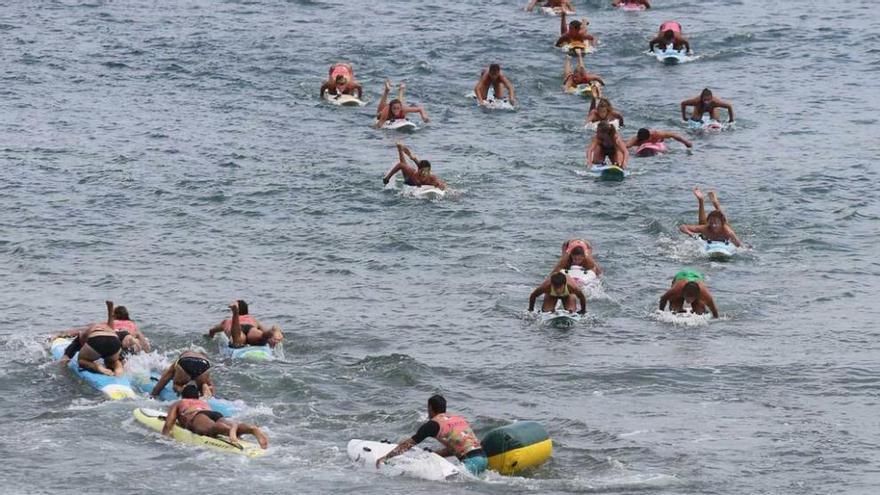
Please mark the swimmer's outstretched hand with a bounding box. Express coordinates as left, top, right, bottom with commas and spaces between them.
692, 187, 703, 200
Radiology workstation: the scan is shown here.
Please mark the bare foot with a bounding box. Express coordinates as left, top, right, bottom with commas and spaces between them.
253, 427, 269, 449
707, 190, 720, 208
692, 187, 704, 201
228, 424, 241, 447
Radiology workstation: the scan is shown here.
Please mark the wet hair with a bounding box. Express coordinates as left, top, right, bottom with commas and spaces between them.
707, 210, 726, 224
428, 394, 447, 414
334, 75, 345, 84
663, 29, 675, 39
683, 282, 700, 298
701, 88, 713, 99
570, 20, 582, 31
570, 246, 585, 257
596, 121, 616, 137
181, 384, 200, 399
551, 272, 567, 287
113, 306, 131, 321
237, 300, 249, 315
488, 63, 501, 74
417, 160, 431, 170
597, 98, 612, 110
637, 128, 650, 141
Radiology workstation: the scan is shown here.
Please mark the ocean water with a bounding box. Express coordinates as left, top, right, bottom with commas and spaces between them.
2, 0, 879, 493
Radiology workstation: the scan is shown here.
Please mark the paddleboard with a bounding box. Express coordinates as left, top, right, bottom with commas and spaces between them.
218, 334, 274, 361
347, 439, 460, 481
378, 119, 418, 132
559, 43, 594, 55
585, 118, 620, 132
566, 82, 597, 97
701, 239, 737, 260
588, 163, 629, 181
324, 93, 365, 107
50, 337, 137, 400
466, 91, 514, 111
653, 46, 688, 65
635, 141, 667, 157
687, 117, 725, 131
653, 309, 711, 327
562, 266, 598, 288
618, 3, 647, 11
133, 407, 266, 458
539, 308, 581, 329
404, 185, 446, 200
541, 7, 574, 16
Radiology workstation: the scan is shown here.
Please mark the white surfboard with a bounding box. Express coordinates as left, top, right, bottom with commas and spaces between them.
562, 266, 598, 288
702, 240, 737, 260
687, 117, 725, 132
325, 93, 365, 107
347, 439, 460, 481
541, 6, 574, 16
466, 91, 515, 111
378, 119, 418, 132
404, 185, 446, 200
652, 46, 688, 65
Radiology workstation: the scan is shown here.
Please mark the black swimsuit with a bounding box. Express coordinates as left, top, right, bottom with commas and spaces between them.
87, 335, 121, 358
177, 356, 211, 379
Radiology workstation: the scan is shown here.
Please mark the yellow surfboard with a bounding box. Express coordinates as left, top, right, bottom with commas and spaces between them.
133, 408, 266, 458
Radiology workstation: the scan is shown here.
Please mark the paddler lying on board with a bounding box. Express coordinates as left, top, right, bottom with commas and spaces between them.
659, 270, 719, 317
586, 98, 625, 128
679, 188, 742, 247
474, 63, 517, 106
613, 0, 651, 8
525, 0, 575, 13
383, 142, 447, 190
551, 239, 603, 276
163, 385, 268, 449
66, 300, 125, 376
563, 51, 604, 94
320, 62, 363, 99
150, 350, 216, 399
625, 128, 692, 150
375, 79, 430, 128
649, 21, 690, 52
528, 272, 588, 314
587, 121, 630, 168
681, 88, 734, 124
56, 303, 150, 365
206, 300, 284, 348
376, 394, 489, 475
556, 13, 596, 53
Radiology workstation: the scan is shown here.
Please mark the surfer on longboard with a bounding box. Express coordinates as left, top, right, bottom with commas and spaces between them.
625, 128, 692, 151
679, 188, 742, 246
649, 21, 690, 52
383, 142, 447, 190
206, 300, 284, 348
551, 239, 602, 276
474, 64, 517, 107
588, 121, 629, 168
56, 303, 150, 365
681, 88, 735, 124
556, 13, 596, 53
375, 79, 430, 128
320, 63, 363, 99
162, 384, 269, 449
660, 270, 719, 317
587, 98, 625, 129
375, 394, 489, 475
563, 51, 604, 94
151, 350, 216, 398
528, 272, 587, 314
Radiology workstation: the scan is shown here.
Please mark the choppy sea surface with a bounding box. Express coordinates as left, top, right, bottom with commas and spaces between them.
2, 0, 879, 494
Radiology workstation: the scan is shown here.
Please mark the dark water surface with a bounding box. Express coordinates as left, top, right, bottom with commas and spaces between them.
2, 0, 879, 493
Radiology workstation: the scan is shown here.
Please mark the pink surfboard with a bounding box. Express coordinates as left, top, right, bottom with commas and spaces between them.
636, 141, 667, 157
